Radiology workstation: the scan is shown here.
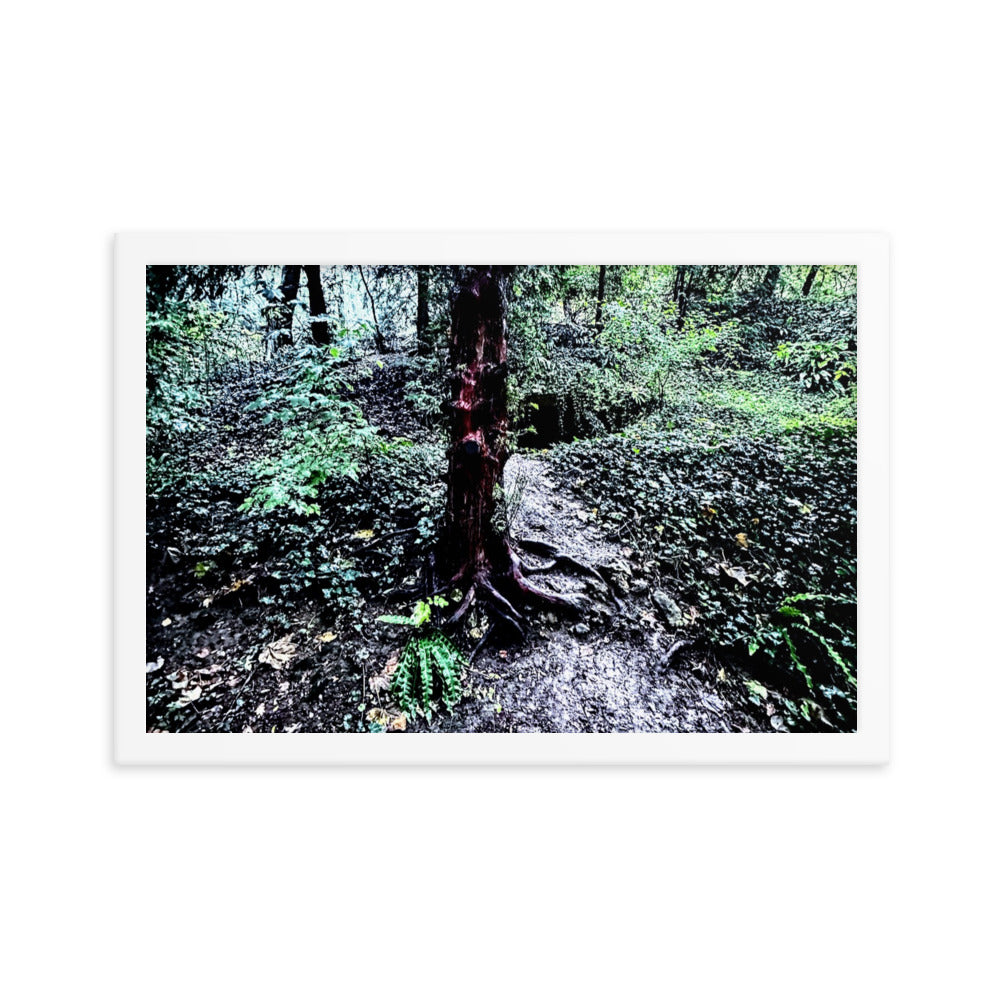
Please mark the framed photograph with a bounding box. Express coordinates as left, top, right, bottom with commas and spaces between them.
116, 232, 889, 764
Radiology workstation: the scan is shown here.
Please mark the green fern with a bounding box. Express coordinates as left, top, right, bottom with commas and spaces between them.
379, 599, 468, 718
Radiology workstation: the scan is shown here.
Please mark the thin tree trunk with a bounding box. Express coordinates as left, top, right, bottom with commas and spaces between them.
760, 264, 782, 298
443, 267, 512, 579
595, 265, 607, 334
801, 265, 820, 297
271, 265, 301, 348
416, 266, 431, 355
674, 265, 688, 330
303, 265, 329, 345
357, 265, 388, 352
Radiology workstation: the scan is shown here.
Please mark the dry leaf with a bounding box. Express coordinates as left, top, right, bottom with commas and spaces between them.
167, 670, 189, 690
353, 529, 375, 539
719, 563, 754, 587
255, 703, 265, 717
258, 635, 297, 669
388, 713, 407, 731
196, 647, 211, 658
367, 707, 390, 727
369, 672, 391, 693
317, 631, 336, 643
161, 618, 172, 627
735, 532, 749, 549
178, 685, 202, 705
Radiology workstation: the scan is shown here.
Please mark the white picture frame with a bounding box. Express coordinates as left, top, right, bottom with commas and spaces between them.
117, 232, 889, 764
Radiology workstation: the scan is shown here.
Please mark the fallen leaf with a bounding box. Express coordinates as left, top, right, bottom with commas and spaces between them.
353, 529, 375, 539
388, 713, 407, 731
255, 703, 265, 717
735, 532, 749, 549
317, 631, 336, 643
369, 673, 391, 693
178, 685, 202, 705
367, 707, 390, 727
258, 635, 297, 670
161, 618, 172, 627
719, 563, 754, 587
167, 670, 189, 690
196, 647, 211, 658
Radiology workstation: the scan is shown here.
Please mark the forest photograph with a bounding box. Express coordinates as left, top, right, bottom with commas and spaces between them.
145, 263, 858, 735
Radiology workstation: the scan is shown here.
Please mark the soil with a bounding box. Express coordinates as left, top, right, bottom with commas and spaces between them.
146, 355, 782, 734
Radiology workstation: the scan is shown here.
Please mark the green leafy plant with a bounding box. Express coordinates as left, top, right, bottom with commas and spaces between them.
774, 339, 856, 392
378, 598, 467, 718
748, 593, 856, 695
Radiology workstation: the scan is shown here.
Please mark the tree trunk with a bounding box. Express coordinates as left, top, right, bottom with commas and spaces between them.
271, 265, 301, 348
595, 265, 607, 334
760, 264, 782, 298
357, 266, 388, 352
443, 267, 512, 579
416, 266, 431, 355
303, 265, 330, 345
674, 265, 688, 330
801, 265, 820, 297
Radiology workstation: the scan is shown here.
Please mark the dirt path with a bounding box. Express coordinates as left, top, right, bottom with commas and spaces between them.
428, 453, 774, 733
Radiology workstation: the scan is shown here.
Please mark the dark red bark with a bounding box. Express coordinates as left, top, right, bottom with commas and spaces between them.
443, 267, 511, 580
438, 268, 580, 640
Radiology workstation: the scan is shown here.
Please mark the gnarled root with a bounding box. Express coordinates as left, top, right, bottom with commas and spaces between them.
514, 538, 625, 610
439, 535, 609, 657
508, 549, 583, 611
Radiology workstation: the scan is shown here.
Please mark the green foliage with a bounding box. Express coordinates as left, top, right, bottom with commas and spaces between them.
549, 382, 857, 727
146, 302, 216, 452
775, 338, 857, 392
378, 598, 466, 717
238, 347, 385, 516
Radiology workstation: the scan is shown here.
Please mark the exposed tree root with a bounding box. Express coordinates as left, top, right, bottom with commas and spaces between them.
518, 538, 608, 591
508, 549, 583, 610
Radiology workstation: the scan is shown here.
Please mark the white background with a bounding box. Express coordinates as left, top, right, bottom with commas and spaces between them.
3, 2, 995, 997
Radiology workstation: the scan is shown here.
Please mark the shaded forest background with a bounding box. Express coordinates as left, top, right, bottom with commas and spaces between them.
146, 263, 857, 734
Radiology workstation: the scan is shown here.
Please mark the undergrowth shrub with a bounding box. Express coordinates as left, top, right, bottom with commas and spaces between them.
774, 338, 857, 392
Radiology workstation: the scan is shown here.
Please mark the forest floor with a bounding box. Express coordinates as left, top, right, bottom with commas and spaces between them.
146, 353, 817, 734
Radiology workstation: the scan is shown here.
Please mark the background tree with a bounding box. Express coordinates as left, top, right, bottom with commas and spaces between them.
303, 265, 329, 345
416, 266, 432, 355
760, 264, 782, 299
268, 266, 302, 348
801, 265, 820, 297
357, 265, 389, 352
595, 265, 607, 333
